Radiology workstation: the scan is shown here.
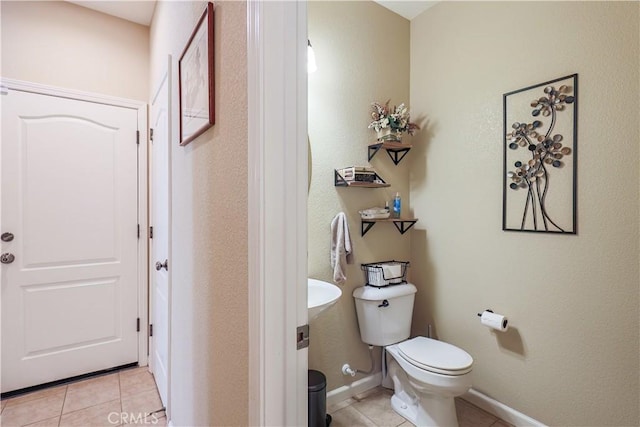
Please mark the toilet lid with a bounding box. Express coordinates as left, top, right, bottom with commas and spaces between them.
397, 337, 473, 375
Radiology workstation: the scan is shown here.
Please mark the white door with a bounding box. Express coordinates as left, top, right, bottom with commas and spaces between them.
150, 59, 171, 407
1, 88, 140, 393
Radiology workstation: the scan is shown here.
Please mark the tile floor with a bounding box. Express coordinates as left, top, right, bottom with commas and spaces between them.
1, 373, 511, 427
0, 367, 166, 427
328, 387, 512, 427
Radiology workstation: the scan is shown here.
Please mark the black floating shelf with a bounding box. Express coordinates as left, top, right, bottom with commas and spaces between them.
361, 218, 418, 236
334, 169, 390, 188
368, 142, 412, 165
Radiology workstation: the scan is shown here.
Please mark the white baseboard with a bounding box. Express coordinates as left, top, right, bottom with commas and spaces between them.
326, 373, 382, 407
463, 388, 547, 427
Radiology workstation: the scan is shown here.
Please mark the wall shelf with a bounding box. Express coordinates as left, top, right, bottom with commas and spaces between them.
334, 169, 390, 188
368, 141, 412, 165
361, 218, 418, 236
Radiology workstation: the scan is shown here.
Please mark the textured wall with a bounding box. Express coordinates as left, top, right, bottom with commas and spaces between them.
0, 1, 149, 101
409, 2, 639, 426
308, 1, 411, 392
149, 1, 248, 426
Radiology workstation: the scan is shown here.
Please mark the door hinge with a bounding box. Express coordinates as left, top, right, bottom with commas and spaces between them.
136, 130, 140, 145
137, 224, 140, 239
136, 318, 140, 332
149, 324, 153, 337
150, 128, 154, 142
296, 324, 309, 350
149, 226, 153, 239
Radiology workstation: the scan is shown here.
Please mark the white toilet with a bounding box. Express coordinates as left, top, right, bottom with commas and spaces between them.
353, 284, 473, 427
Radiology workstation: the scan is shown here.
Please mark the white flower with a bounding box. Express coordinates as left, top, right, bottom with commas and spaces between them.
368, 100, 420, 135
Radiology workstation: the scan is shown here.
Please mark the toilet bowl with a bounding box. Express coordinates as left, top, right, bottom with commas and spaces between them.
386, 336, 473, 426
353, 284, 473, 427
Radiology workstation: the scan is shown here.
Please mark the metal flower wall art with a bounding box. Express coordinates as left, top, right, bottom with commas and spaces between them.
503, 74, 578, 234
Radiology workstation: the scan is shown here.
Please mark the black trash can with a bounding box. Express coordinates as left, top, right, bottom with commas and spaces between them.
308, 370, 331, 427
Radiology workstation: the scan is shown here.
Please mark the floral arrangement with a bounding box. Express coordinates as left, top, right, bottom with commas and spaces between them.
368, 100, 420, 135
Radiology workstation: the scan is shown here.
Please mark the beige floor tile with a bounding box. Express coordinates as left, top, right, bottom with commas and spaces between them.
120, 389, 163, 419
118, 367, 148, 378
0, 393, 65, 427
1, 399, 7, 413
3, 386, 67, 409
328, 397, 355, 414
119, 370, 156, 399
59, 399, 121, 427
456, 398, 498, 427
63, 374, 120, 414
24, 415, 61, 427
124, 413, 166, 426
329, 389, 512, 427
330, 405, 377, 427
352, 390, 405, 427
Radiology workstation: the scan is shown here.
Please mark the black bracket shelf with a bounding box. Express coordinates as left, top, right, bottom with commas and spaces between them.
368, 142, 412, 165
334, 169, 390, 188
361, 218, 418, 236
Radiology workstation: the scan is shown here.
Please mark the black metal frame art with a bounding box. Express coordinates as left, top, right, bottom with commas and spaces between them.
502, 74, 578, 234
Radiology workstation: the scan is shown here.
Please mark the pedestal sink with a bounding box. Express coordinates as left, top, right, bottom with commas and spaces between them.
308, 278, 342, 320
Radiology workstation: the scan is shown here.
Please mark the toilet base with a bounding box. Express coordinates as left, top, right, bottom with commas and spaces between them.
386, 345, 465, 427
390, 391, 459, 427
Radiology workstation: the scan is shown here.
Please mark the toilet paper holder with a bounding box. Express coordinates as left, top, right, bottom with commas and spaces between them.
477, 309, 509, 331
476, 309, 493, 317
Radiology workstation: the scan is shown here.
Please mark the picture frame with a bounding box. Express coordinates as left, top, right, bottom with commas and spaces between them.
502, 74, 578, 234
179, 2, 214, 146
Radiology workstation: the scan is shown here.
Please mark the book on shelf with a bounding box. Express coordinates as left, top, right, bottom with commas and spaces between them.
338, 166, 376, 182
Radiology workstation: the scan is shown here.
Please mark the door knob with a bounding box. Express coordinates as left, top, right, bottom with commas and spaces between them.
1, 233, 14, 242
1, 253, 15, 264
155, 259, 168, 271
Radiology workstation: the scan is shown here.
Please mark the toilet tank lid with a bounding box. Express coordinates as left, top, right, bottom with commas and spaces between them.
353, 283, 417, 301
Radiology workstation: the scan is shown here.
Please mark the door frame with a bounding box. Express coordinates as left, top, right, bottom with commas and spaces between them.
0, 77, 150, 368
247, 2, 308, 426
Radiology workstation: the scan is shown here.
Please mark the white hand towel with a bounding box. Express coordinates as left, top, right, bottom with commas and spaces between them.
330, 212, 353, 284
382, 263, 402, 284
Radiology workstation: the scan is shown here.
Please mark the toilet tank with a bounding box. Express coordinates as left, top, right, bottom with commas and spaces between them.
352, 284, 417, 346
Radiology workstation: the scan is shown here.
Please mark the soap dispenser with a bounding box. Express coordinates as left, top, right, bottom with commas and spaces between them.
393, 192, 401, 218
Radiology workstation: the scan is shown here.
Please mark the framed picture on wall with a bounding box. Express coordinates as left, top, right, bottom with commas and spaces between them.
179, 2, 214, 146
502, 74, 578, 234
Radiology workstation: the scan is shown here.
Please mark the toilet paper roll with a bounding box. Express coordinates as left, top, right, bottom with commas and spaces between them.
480, 310, 509, 332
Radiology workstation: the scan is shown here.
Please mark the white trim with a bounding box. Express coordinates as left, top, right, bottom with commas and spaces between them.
0, 78, 146, 110
247, 2, 265, 425
463, 388, 547, 427
0, 77, 150, 369
326, 373, 383, 407
247, 2, 308, 426
136, 96, 149, 369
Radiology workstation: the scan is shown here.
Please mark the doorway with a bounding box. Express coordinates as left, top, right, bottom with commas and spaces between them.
0, 79, 148, 394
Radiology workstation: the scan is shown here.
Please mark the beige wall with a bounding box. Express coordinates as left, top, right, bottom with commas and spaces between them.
308, 1, 411, 391
0, 1, 149, 101
149, 1, 248, 426
409, 2, 639, 426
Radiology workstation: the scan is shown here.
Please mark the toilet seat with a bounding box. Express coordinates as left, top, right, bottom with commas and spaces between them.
397, 337, 473, 376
